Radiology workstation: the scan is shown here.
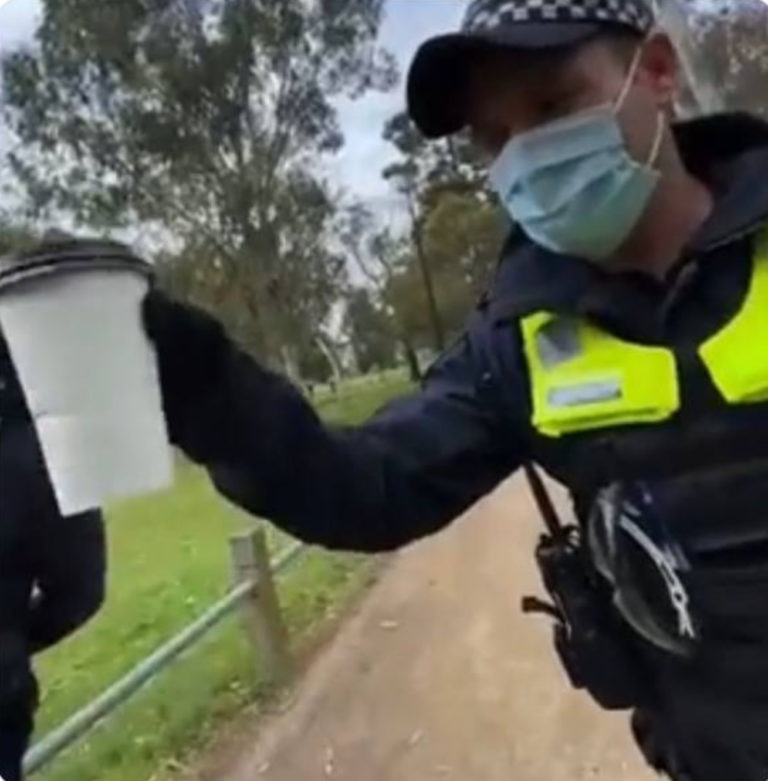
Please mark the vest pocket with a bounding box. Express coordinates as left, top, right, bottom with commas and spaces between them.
521, 314, 680, 438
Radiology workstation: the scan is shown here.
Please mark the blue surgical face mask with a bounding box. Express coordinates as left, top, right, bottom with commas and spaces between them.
489, 46, 665, 262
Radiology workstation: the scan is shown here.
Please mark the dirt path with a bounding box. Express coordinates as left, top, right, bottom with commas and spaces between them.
199, 477, 652, 781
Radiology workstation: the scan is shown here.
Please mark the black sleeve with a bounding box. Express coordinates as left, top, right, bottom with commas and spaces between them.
27, 508, 106, 653
176, 320, 529, 552
0, 421, 106, 654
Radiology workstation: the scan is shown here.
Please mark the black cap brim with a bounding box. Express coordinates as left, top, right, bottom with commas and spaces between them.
407, 22, 602, 139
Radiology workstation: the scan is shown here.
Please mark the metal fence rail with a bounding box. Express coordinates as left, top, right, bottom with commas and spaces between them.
24, 532, 305, 776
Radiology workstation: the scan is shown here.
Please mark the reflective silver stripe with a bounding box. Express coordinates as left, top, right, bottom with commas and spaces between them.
618, 514, 697, 641
548, 379, 622, 408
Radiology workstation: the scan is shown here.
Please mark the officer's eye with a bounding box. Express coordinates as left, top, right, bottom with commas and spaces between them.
536, 94, 570, 122
469, 124, 510, 159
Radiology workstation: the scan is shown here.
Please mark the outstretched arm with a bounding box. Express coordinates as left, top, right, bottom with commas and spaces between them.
145, 293, 527, 552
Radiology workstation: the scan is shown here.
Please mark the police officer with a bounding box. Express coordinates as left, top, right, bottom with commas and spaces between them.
142, 0, 768, 778
0, 330, 106, 780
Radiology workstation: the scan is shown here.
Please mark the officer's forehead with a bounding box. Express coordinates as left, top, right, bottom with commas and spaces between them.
470, 47, 570, 85
466, 39, 621, 104
466, 48, 574, 106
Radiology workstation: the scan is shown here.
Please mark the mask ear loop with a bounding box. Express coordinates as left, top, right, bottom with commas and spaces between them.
645, 110, 666, 168
614, 32, 667, 170
614, 23, 665, 114
613, 43, 646, 115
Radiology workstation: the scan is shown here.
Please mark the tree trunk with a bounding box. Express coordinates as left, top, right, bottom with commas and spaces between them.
316, 332, 345, 385
408, 197, 445, 354
401, 337, 422, 383
279, 344, 301, 385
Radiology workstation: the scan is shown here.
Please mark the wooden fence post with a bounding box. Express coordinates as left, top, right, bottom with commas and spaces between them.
230, 528, 293, 685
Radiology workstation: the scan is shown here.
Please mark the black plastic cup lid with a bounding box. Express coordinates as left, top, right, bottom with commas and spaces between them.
0, 239, 152, 292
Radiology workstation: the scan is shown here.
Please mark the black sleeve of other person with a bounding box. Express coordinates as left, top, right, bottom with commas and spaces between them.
0, 421, 106, 655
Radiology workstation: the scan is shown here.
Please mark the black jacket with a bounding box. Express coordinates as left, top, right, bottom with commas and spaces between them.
0, 344, 105, 654
174, 113, 768, 553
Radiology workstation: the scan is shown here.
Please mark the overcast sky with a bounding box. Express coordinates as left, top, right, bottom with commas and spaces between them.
332, 0, 467, 219
0, 0, 467, 225
0, 0, 39, 47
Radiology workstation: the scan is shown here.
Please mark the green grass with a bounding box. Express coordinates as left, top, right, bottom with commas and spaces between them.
33, 369, 414, 781
314, 368, 414, 425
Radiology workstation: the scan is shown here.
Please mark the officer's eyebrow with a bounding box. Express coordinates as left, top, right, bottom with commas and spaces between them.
471, 42, 577, 85
467, 48, 576, 110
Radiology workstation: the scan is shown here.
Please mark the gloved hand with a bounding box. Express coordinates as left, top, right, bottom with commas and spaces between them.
142, 289, 230, 447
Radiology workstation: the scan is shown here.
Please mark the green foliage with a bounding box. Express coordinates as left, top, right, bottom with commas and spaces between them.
343, 287, 398, 374
2, 0, 397, 369
297, 340, 334, 384
382, 111, 486, 195
421, 191, 507, 325
379, 111, 506, 353
380, 188, 506, 349
0, 217, 38, 255
336, 203, 423, 380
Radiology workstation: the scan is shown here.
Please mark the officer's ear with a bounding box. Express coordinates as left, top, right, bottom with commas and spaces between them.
636, 32, 680, 112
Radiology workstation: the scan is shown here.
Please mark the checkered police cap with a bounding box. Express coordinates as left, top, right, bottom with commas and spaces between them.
408, 0, 654, 138
464, 0, 653, 32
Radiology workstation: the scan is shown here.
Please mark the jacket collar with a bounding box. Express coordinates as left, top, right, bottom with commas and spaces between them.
489, 113, 768, 323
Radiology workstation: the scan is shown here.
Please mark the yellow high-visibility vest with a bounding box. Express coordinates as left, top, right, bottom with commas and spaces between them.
521, 229, 768, 439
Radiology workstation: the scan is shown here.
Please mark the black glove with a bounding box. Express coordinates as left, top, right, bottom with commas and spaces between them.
142, 289, 230, 447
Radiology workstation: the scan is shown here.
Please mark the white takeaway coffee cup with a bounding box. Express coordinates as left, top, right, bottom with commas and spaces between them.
0, 239, 174, 516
